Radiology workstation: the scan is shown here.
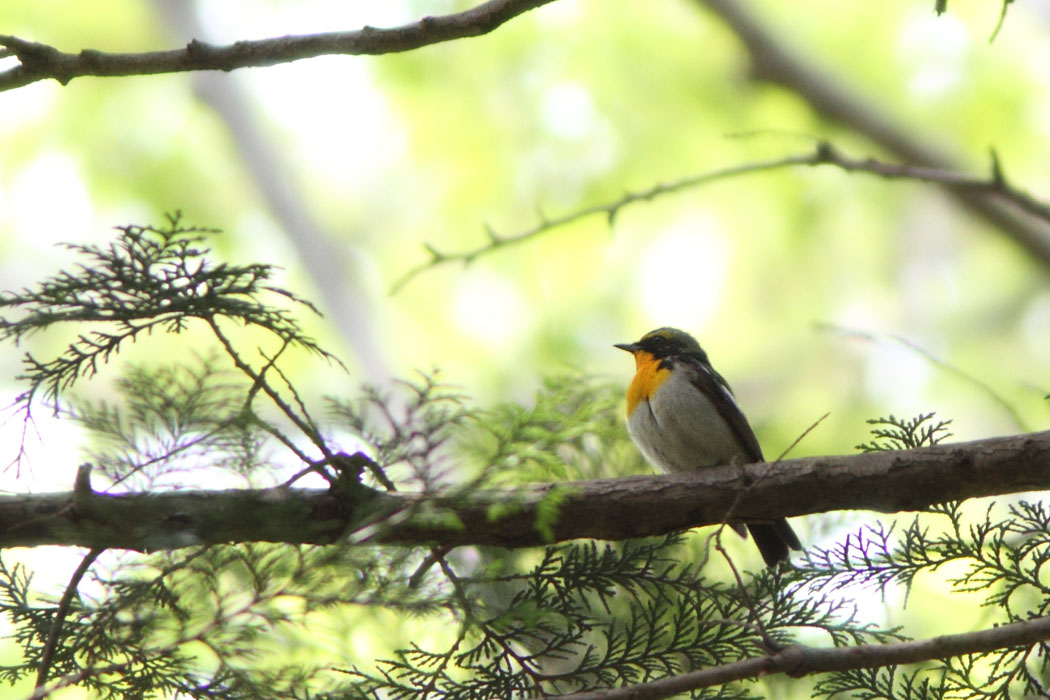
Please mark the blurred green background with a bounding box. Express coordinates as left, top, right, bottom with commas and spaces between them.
2, 0, 1049, 696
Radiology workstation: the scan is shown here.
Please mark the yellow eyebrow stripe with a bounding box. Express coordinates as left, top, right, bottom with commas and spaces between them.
625, 351, 672, 417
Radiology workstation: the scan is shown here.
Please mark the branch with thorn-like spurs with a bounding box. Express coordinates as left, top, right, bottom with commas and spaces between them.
393, 142, 1050, 291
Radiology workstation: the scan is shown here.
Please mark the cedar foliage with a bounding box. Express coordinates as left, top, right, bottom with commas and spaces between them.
1, 221, 1048, 699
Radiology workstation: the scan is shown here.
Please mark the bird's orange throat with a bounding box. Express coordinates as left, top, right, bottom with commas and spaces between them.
625, 351, 671, 417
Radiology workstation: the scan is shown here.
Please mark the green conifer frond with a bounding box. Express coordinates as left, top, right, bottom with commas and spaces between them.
2, 223, 1048, 699
856, 413, 953, 453
801, 498, 1050, 699
0, 213, 332, 414
72, 354, 261, 489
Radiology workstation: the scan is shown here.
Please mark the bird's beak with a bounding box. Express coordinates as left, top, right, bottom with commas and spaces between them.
614, 342, 640, 353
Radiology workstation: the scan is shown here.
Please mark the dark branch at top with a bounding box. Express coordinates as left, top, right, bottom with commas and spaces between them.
0, 0, 557, 92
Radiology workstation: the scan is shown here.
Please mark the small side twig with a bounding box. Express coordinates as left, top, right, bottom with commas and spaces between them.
818, 323, 1029, 432
207, 319, 333, 465
703, 413, 828, 648
35, 547, 104, 691
990, 0, 1014, 42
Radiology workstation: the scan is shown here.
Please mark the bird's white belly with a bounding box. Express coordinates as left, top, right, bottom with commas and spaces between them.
626, 377, 743, 471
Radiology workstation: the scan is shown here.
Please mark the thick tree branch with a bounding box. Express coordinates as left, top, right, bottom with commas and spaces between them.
2, 430, 1049, 551
0, 0, 556, 92
695, 0, 1050, 268
562, 614, 1050, 700
394, 143, 1050, 290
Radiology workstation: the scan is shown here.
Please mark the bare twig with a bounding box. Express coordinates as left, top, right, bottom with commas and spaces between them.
0, 0, 557, 92
207, 319, 330, 459
35, 548, 103, 691
713, 533, 775, 651
393, 143, 1050, 290
702, 412, 828, 568
990, 0, 1015, 42
391, 151, 810, 291
818, 323, 1030, 433
702, 413, 828, 636
31, 659, 137, 700
773, 412, 831, 463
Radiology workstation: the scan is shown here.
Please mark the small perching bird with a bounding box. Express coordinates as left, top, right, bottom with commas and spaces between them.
615, 327, 801, 566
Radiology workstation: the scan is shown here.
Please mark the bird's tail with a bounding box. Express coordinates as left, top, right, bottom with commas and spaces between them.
746, 518, 802, 567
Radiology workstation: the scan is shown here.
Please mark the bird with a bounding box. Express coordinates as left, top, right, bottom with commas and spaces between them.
615, 327, 801, 566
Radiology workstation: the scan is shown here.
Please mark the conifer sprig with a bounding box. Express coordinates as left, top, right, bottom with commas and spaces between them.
0, 213, 332, 415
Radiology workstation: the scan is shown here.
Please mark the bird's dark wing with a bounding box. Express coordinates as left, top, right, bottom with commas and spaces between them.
679, 353, 764, 462
678, 352, 802, 567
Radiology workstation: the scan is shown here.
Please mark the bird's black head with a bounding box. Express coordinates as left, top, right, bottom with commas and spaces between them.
615, 327, 704, 359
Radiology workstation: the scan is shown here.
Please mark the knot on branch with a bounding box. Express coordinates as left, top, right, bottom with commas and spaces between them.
769, 644, 812, 678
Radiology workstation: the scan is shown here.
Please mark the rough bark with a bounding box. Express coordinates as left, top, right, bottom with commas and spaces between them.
3, 430, 1048, 551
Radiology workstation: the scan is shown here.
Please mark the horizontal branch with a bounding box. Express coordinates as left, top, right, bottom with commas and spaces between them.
563, 614, 1050, 700
393, 143, 1050, 290
0, 0, 555, 92
2, 430, 1049, 551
